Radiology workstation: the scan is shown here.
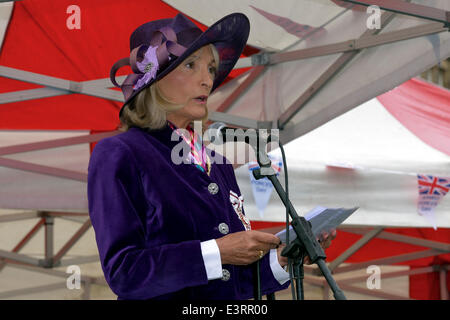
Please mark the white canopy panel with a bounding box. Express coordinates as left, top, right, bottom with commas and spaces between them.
234, 98, 450, 228
167, 0, 450, 143
0, 2, 12, 51
165, 0, 349, 51
0, 131, 90, 212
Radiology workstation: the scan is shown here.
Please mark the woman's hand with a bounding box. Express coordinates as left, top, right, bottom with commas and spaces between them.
277, 229, 337, 266
215, 230, 281, 265
277, 244, 288, 268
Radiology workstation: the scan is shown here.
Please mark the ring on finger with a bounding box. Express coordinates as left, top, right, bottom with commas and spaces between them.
258, 250, 264, 259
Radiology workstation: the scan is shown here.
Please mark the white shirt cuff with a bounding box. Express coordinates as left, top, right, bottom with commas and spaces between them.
200, 239, 223, 280
269, 248, 290, 285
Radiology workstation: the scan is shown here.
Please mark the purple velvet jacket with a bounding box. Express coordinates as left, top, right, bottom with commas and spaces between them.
87, 125, 289, 300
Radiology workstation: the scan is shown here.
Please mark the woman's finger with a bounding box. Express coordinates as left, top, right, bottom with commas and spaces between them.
303, 255, 311, 265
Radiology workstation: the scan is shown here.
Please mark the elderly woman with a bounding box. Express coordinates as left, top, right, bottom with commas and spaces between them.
88, 13, 334, 300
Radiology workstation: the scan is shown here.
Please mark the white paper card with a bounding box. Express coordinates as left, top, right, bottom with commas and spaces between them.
276, 207, 359, 243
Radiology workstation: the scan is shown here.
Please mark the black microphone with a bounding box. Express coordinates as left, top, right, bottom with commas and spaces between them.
206, 122, 258, 145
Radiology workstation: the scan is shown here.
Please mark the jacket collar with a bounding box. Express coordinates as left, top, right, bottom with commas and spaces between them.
128, 124, 182, 149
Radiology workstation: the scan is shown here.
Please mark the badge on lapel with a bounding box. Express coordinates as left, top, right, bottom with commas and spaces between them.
229, 190, 251, 231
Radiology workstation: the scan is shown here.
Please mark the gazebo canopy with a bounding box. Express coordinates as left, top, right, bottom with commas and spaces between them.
0, 0, 449, 300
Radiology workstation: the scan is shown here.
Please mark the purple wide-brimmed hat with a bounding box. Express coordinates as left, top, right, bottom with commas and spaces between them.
110, 12, 250, 116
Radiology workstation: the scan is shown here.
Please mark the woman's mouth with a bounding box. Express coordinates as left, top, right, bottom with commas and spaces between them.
194, 95, 208, 104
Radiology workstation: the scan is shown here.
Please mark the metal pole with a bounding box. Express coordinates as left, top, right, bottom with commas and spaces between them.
42, 215, 54, 268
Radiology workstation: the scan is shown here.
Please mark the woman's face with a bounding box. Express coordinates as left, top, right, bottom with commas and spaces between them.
158, 45, 217, 128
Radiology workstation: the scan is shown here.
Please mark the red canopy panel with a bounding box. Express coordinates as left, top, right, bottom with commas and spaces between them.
253, 222, 450, 267
378, 78, 450, 157
253, 221, 449, 300
0, 0, 252, 131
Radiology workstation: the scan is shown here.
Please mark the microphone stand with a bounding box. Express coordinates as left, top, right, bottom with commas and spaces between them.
252, 259, 262, 300
249, 130, 347, 300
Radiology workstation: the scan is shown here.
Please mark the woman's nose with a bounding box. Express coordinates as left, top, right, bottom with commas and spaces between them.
200, 66, 213, 90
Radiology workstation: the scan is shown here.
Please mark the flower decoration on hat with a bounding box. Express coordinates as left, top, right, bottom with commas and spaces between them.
110, 26, 189, 104
133, 45, 159, 91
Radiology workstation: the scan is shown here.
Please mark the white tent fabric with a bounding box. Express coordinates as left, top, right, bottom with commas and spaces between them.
0, 131, 90, 211
234, 97, 450, 228
167, 0, 450, 142
0, 3, 12, 51
168, 0, 351, 52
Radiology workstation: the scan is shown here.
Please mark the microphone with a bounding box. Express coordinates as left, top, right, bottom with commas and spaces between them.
206, 122, 257, 145
207, 122, 279, 171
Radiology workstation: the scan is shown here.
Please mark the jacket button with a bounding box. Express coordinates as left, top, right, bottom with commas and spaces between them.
208, 182, 219, 195
221, 269, 230, 281
218, 223, 229, 235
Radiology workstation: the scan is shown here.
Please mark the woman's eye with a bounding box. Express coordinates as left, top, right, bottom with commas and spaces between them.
185, 61, 194, 69
209, 66, 217, 75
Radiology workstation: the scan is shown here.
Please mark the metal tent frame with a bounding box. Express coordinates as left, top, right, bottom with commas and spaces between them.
308, 226, 449, 300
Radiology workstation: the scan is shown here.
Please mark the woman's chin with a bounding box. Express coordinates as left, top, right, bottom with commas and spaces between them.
190, 106, 208, 121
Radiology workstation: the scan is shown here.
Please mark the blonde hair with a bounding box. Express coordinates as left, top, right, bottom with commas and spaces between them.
119, 44, 219, 131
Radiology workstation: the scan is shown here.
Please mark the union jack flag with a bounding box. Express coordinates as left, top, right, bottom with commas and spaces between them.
417, 175, 450, 196
247, 162, 260, 171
